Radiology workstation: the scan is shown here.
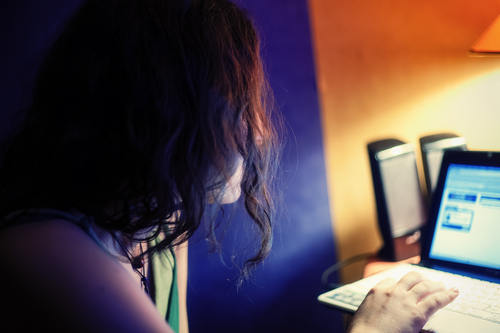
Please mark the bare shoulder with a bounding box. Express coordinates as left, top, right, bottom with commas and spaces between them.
0, 218, 99, 254
0, 219, 118, 287
0, 219, 100, 277
0, 219, 173, 333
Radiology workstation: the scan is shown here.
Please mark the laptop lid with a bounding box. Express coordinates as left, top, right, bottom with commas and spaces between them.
421, 150, 500, 281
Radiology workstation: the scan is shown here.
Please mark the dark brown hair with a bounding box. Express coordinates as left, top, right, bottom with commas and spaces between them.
0, 0, 281, 279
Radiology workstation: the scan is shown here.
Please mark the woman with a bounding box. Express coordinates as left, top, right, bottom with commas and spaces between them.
0, 0, 457, 332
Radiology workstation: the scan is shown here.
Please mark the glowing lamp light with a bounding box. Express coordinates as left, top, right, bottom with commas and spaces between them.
470, 15, 500, 55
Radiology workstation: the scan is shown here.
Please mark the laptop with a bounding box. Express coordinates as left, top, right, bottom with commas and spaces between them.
318, 150, 500, 332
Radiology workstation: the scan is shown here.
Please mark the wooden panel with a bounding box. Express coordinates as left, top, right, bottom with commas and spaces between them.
308, 0, 500, 283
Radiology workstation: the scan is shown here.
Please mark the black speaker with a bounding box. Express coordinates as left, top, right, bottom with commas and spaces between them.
368, 139, 426, 261
420, 133, 467, 203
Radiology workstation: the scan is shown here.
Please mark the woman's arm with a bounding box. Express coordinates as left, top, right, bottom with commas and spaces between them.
0, 219, 174, 332
175, 240, 189, 333
348, 271, 459, 333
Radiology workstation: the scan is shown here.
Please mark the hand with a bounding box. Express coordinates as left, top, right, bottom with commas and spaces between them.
348, 271, 459, 333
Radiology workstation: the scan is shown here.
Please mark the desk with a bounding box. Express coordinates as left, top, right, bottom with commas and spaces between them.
363, 256, 421, 278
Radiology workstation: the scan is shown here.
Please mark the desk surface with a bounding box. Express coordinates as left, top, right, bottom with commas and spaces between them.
363, 256, 421, 278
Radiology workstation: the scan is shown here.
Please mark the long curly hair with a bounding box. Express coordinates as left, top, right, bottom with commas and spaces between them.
0, 0, 281, 278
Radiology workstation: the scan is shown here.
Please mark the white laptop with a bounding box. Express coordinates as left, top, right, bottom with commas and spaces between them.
318, 150, 500, 333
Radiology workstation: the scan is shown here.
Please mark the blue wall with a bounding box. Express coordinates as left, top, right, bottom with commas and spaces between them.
187, 1, 340, 332
0, 0, 340, 332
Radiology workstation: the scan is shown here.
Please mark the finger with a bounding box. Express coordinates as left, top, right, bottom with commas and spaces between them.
373, 277, 398, 289
408, 280, 446, 303
395, 271, 429, 291
419, 288, 460, 318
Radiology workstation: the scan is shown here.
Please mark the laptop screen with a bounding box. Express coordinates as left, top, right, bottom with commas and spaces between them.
429, 163, 500, 270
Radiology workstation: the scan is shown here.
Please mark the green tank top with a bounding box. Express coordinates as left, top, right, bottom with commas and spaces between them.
149, 234, 179, 333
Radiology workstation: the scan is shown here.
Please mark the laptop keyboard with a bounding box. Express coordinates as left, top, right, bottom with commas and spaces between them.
325, 289, 366, 308
326, 265, 500, 324
421, 268, 500, 324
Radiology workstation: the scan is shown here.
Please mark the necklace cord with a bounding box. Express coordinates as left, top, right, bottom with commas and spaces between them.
112, 233, 150, 296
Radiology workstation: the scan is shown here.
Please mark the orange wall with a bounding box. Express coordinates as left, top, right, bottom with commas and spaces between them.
308, 0, 500, 282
